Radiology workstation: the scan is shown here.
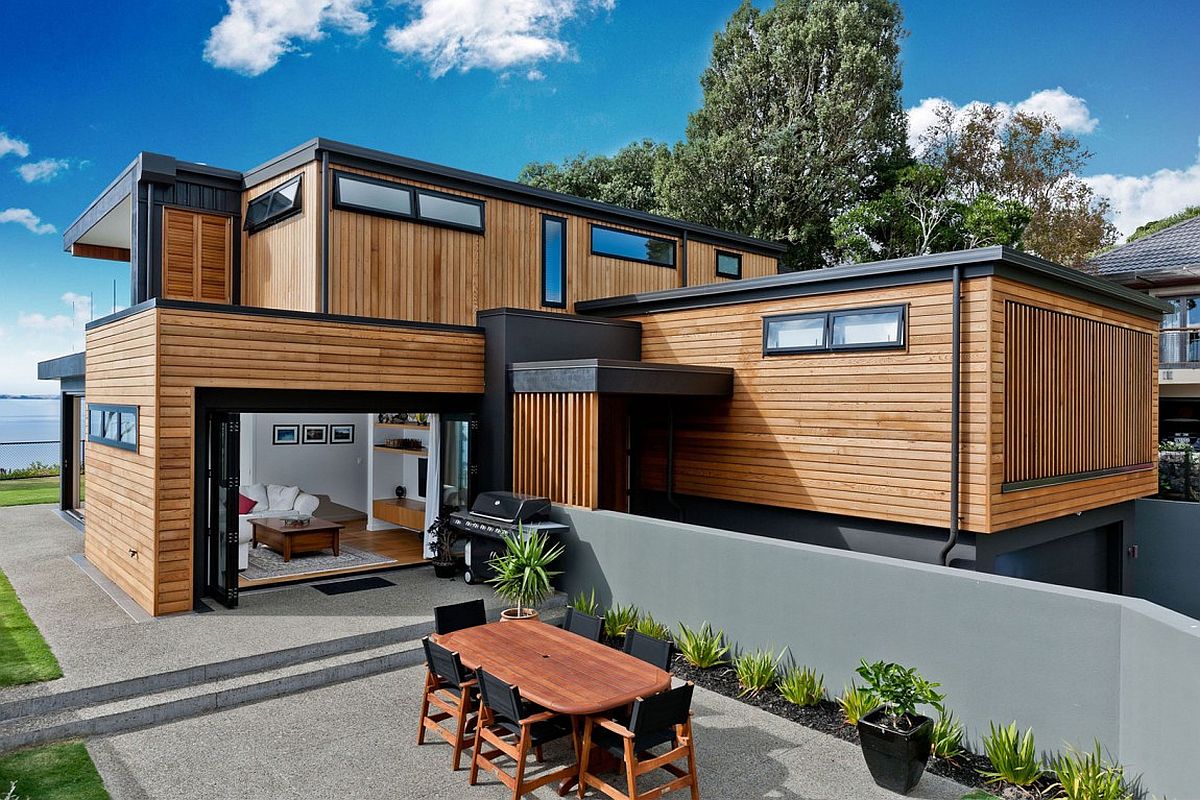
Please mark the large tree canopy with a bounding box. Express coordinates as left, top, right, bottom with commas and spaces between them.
516, 139, 669, 215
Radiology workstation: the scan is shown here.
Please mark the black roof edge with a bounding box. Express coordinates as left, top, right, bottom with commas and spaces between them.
575, 246, 1173, 320
476, 306, 641, 329
242, 137, 788, 256
37, 352, 85, 381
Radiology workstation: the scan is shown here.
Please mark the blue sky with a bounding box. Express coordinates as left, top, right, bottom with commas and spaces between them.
1, 0, 1198, 393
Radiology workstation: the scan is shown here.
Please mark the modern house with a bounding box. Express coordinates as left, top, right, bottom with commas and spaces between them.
1090, 214, 1200, 443
38, 138, 1166, 616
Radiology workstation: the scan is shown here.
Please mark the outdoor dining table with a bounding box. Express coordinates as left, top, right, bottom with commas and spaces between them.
434, 619, 673, 796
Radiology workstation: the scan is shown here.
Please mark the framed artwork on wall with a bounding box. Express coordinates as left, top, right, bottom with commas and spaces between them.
273, 425, 299, 445
302, 424, 328, 444
330, 424, 355, 444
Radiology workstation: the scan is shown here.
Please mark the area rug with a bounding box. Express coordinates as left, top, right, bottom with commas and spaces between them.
242, 544, 398, 582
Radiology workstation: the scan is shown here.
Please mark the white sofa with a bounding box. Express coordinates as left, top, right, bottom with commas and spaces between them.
238, 484, 321, 570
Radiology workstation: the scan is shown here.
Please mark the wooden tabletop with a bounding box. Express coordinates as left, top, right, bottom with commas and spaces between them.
435, 621, 672, 716
251, 516, 342, 534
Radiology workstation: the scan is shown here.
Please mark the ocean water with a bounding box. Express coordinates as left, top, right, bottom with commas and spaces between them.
0, 399, 63, 471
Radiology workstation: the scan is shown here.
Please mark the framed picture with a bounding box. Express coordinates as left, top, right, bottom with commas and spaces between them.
330, 424, 355, 444
302, 424, 328, 444
273, 424, 299, 445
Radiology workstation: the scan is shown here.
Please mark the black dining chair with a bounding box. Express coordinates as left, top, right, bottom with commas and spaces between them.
623, 630, 675, 672
563, 607, 604, 642
416, 637, 478, 770
469, 668, 578, 800
434, 598, 486, 635
578, 682, 700, 800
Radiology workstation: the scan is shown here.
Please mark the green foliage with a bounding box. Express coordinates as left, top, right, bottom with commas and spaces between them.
485, 527, 564, 617
981, 721, 1044, 787
732, 647, 784, 697
931, 710, 965, 760
854, 660, 945, 727
1158, 439, 1194, 453
570, 588, 600, 617
517, 139, 670, 214
837, 683, 878, 726
674, 622, 729, 669
1049, 742, 1132, 800
603, 603, 639, 640
0, 742, 109, 800
0, 461, 60, 481
960, 792, 1000, 800
633, 613, 672, 641
1127, 205, 1200, 243
778, 665, 824, 707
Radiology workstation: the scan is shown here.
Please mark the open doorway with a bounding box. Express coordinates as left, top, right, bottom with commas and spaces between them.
60, 392, 85, 521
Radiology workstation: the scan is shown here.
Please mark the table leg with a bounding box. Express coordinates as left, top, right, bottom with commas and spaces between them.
332, 530, 340, 557
284, 538, 292, 563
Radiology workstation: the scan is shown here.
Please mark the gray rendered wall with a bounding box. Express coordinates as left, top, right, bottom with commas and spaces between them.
552, 507, 1200, 798
1132, 498, 1200, 620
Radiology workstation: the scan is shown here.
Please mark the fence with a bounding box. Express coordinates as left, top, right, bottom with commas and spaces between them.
1157, 449, 1199, 500
0, 440, 74, 477
552, 506, 1200, 799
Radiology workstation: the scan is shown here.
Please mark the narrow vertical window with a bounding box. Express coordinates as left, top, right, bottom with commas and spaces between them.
542, 215, 567, 308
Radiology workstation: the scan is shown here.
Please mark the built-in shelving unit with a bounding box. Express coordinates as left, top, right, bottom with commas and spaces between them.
375, 423, 430, 431
373, 446, 429, 457
366, 415, 433, 532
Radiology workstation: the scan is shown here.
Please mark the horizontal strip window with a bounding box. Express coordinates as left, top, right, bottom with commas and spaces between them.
763, 304, 906, 355
88, 404, 138, 452
715, 250, 742, 279
331, 170, 485, 233
245, 175, 302, 233
590, 224, 676, 268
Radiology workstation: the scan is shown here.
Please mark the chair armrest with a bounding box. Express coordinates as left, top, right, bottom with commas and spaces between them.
520, 710, 560, 725
591, 716, 635, 738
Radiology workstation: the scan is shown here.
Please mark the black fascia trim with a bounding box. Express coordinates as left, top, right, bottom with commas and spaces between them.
87, 403, 138, 452
510, 359, 733, 396
541, 214, 568, 309
475, 305, 642, 329
715, 249, 742, 279
590, 223, 677, 268
1001, 463, 1154, 493
85, 297, 483, 336
244, 174, 303, 233
63, 166, 136, 252
330, 169, 415, 221
37, 352, 86, 380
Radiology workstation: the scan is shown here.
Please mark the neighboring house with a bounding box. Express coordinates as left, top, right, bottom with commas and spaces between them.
38, 138, 1166, 616
1091, 214, 1200, 444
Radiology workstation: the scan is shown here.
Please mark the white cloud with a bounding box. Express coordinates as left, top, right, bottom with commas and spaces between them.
384, 0, 614, 78
16, 158, 70, 183
18, 293, 93, 333
0, 208, 56, 235
1085, 141, 1200, 239
0, 131, 29, 159
2, 294, 98, 394
907, 87, 1098, 152
204, 0, 374, 76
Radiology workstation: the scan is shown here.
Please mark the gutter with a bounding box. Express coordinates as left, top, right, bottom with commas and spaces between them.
940, 263, 962, 567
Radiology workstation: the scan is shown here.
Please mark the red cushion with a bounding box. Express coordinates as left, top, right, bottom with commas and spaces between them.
238, 493, 257, 514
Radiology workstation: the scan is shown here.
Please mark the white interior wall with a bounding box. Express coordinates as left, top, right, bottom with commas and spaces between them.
239, 412, 370, 510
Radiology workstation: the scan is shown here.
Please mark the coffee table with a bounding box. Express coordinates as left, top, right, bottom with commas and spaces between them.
251, 516, 343, 562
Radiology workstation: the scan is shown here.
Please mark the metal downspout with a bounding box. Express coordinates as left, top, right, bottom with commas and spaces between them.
940, 263, 962, 566
320, 150, 330, 314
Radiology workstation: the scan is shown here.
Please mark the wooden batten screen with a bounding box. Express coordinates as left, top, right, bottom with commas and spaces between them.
1004, 301, 1154, 487
163, 208, 232, 303
512, 393, 599, 508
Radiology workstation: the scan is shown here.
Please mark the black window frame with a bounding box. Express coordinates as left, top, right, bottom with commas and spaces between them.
87, 403, 138, 452
541, 214, 568, 309
589, 223, 677, 268
763, 303, 907, 356
715, 249, 742, 279
329, 169, 486, 234
414, 186, 486, 234
244, 175, 303, 234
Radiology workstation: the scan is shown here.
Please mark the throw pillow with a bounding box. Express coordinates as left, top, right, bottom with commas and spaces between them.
240, 483, 268, 512
237, 494, 256, 515
267, 484, 301, 511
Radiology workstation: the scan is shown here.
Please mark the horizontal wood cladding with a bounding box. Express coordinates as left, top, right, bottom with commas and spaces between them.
84, 310, 159, 615
513, 392, 599, 508
631, 281, 992, 531
241, 163, 320, 312
162, 208, 232, 303
989, 278, 1158, 530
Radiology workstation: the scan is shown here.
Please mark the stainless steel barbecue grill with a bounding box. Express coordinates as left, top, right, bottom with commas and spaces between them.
449, 491, 568, 584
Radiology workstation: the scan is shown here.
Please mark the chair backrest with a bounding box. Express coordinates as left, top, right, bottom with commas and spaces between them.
422, 637, 468, 686
629, 682, 694, 736
623, 630, 675, 671
476, 668, 525, 725
434, 598, 486, 635
564, 607, 604, 642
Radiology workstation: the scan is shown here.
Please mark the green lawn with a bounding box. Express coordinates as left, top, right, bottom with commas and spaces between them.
0, 742, 109, 800
0, 477, 59, 508
0, 568, 61, 686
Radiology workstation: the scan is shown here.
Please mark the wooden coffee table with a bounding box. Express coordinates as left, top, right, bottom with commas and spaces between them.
251, 516, 343, 562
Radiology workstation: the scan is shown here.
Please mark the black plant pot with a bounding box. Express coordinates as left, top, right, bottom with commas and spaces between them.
856, 709, 934, 795
432, 561, 457, 579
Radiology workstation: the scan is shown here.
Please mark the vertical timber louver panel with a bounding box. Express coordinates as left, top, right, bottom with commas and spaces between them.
162, 208, 231, 303
512, 392, 599, 508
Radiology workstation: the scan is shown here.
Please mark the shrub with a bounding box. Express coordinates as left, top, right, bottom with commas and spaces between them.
981, 721, 1043, 787
603, 603, 639, 639
837, 683, 878, 726
733, 648, 783, 697
931, 709, 964, 760
778, 665, 824, 707
1049, 742, 1131, 800
570, 588, 600, 616
854, 659, 945, 729
634, 613, 671, 641
675, 622, 729, 668
486, 528, 564, 617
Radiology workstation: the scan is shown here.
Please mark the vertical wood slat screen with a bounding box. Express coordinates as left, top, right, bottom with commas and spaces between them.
163, 208, 231, 303
512, 393, 599, 508
1004, 301, 1154, 485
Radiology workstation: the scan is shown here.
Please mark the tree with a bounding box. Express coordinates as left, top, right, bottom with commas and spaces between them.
1126, 205, 1200, 243
516, 139, 669, 214
656, 0, 909, 270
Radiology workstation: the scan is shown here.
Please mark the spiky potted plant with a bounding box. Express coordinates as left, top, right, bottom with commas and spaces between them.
427, 511, 459, 579
854, 659, 945, 794
487, 525, 564, 621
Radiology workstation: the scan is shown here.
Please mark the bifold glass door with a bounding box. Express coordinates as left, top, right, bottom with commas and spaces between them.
205, 411, 240, 608
440, 415, 477, 514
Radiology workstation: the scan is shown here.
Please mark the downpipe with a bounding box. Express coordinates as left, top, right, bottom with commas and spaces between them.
939, 263, 962, 567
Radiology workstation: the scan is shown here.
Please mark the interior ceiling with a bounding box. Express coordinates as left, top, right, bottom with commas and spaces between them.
76, 195, 131, 249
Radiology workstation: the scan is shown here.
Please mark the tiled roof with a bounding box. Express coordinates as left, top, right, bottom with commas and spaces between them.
1090, 214, 1200, 283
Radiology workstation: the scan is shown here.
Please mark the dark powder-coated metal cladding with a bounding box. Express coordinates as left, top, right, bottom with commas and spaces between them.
510, 358, 733, 397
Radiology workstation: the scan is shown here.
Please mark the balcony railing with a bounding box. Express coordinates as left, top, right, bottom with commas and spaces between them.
1160, 329, 1200, 366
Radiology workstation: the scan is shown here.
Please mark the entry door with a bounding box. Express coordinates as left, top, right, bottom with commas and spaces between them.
205, 411, 240, 608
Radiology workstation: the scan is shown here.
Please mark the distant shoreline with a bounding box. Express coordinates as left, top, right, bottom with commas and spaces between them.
0, 395, 57, 400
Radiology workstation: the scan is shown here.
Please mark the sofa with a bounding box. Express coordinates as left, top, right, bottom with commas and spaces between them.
238, 484, 321, 570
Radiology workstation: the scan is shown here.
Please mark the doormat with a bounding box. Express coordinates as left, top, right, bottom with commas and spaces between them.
312, 576, 395, 595
242, 544, 398, 582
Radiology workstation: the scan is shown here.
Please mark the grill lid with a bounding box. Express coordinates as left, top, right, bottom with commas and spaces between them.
469, 491, 551, 523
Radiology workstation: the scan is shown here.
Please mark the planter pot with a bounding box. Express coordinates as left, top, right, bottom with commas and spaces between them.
856, 709, 934, 795
500, 608, 540, 622
432, 561, 457, 579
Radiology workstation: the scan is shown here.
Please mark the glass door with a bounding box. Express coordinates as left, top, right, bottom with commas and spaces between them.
440, 415, 477, 514
205, 411, 240, 608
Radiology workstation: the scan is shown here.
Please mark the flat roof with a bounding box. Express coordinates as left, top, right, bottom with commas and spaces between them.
510, 359, 733, 396
575, 246, 1173, 320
